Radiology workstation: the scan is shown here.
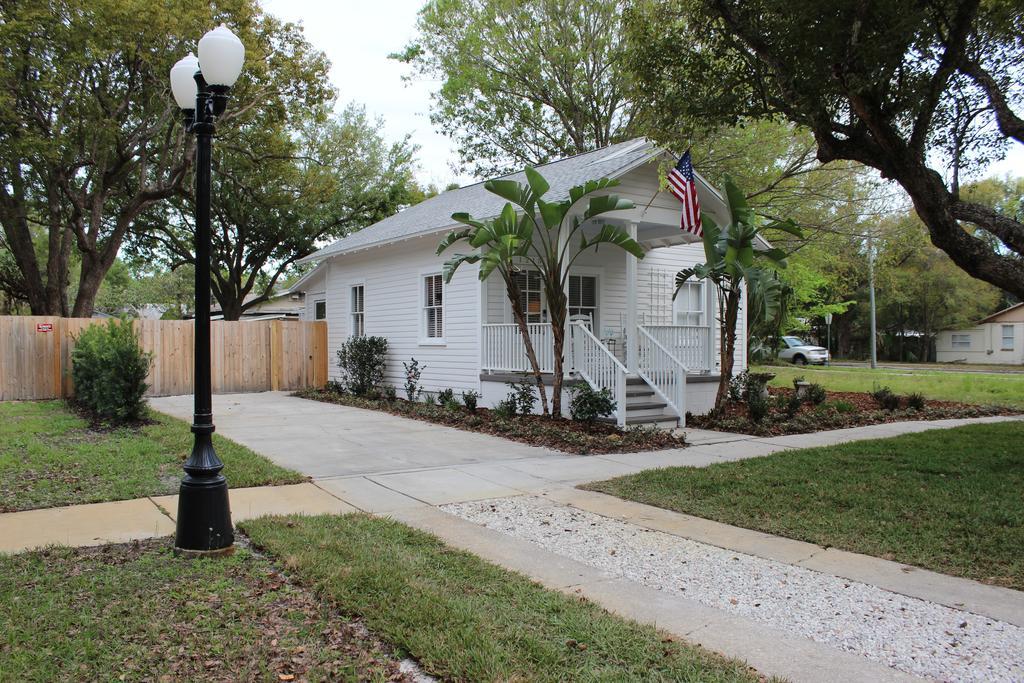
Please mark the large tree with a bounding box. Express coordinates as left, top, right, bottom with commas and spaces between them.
623, 0, 1024, 298
0, 0, 331, 317
134, 106, 418, 320
392, 0, 635, 177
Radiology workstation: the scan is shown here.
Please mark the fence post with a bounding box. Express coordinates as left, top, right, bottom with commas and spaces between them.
269, 320, 283, 391
53, 317, 64, 398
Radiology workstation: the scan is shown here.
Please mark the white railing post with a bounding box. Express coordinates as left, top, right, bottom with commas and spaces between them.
637, 325, 687, 424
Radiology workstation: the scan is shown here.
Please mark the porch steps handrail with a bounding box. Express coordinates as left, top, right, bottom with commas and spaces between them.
637, 325, 687, 424
481, 323, 555, 374
642, 324, 714, 373
570, 321, 627, 427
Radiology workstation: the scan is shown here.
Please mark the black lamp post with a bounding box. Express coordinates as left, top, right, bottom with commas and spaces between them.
169, 25, 245, 555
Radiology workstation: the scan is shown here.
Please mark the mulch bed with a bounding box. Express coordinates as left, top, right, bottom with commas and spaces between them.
689, 386, 1019, 436
294, 388, 686, 455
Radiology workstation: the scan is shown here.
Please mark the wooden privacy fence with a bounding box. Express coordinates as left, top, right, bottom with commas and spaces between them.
0, 316, 328, 401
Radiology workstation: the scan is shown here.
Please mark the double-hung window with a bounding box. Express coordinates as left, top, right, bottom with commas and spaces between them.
951, 333, 971, 349
423, 274, 444, 340
1002, 325, 1015, 351
313, 299, 326, 321
674, 281, 705, 326
513, 269, 544, 323
350, 285, 364, 337
568, 274, 597, 327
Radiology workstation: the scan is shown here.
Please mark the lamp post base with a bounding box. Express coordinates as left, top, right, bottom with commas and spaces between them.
174, 475, 233, 553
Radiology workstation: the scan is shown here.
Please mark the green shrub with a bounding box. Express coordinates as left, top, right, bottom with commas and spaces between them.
336, 336, 388, 395
403, 358, 424, 401
507, 379, 537, 416
492, 399, 516, 418
569, 383, 617, 423
423, 392, 437, 406
747, 392, 770, 422
437, 388, 455, 405
906, 392, 926, 410
783, 391, 803, 418
70, 319, 153, 424
806, 383, 827, 405
461, 390, 480, 413
728, 370, 750, 402
870, 384, 900, 410
383, 385, 397, 401
822, 399, 857, 414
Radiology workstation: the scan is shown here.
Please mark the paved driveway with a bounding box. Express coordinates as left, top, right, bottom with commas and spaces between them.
149, 391, 560, 478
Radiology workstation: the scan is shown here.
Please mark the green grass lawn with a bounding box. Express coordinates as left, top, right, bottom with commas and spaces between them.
584, 421, 1024, 590
243, 514, 763, 682
756, 363, 1024, 408
0, 541, 404, 681
0, 401, 304, 512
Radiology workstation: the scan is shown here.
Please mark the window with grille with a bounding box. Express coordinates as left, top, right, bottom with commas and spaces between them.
1002, 325, 1014, 351
513, 269, 544, 323
673, 281, 705, 326
423, 274, 443, 339
350, 286, 364, 336
951, 333, 971, 349
313, 299, 326, 321
568, 274, 597, 327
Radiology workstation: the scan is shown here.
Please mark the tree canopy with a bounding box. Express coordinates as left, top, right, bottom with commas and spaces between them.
623, 0, 1024, 297
392, 0, 635, 177
0, 0, 332, 316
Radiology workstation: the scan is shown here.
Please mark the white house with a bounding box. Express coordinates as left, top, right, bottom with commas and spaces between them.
936, 302, 1024, 365
296, 139, 752, 427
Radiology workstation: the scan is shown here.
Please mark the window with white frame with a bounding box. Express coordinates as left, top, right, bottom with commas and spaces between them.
313, 299, 326, 321
423, 274, 444, 339
568, 274, 597, 327
350, 286, 364, 336
1002, 325, 1014, 351
673, 281, 705, 326
513, 269, 544, 323
951, 333, 971, 349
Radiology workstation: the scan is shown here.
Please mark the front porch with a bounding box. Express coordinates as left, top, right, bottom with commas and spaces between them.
478, 221, 726, 428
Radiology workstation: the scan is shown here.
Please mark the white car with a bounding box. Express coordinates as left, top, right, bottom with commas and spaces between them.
778, 336, 830, 365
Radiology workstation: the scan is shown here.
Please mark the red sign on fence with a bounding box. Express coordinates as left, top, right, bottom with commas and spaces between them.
36, 323, 53, 333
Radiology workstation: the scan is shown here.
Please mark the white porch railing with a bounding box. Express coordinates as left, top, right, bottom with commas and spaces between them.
570, 321, 627, 427
481, 323, 555, 373
642, 325, 715, 373
637, 326, 686, 424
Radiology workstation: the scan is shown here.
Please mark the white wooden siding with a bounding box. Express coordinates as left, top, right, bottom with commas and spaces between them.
323, 235, 482, 393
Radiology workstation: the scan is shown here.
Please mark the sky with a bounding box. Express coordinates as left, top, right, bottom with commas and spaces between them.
260, 0, 1022, 188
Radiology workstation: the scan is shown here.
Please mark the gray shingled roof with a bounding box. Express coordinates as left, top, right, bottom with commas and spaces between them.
298, 138, 662, 263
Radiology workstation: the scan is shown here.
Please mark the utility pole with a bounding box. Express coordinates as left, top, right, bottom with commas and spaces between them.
867, 231, 878, 369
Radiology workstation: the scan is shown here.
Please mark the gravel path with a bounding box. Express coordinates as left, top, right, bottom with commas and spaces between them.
443, 496, 1024, 682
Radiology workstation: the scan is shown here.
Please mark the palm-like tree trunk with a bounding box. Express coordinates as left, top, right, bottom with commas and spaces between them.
715, 287, 741, 412
504, 274, 550, 415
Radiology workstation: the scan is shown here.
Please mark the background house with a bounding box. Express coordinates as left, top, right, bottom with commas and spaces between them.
935, 302, 1024, 364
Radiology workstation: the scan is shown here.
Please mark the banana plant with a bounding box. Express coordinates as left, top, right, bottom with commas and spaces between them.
440, 166, 642, 417
675, 174, 802, 411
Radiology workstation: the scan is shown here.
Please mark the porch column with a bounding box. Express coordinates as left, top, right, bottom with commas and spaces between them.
625, 221, 639, 373
705, 279, 717, 372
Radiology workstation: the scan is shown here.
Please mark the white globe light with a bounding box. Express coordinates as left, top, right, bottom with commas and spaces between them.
197, 24, 245, 87
169, 53, 200, 109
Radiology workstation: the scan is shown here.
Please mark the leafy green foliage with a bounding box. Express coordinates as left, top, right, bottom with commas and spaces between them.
442, 166, 641, 416
569, 384, 617, 423
805, 383, 827, 406
403, 358, 424, 401
906, 392, 927, 411
677, 176, 801, 409
623, 0, 1024, 297
0, 0, 335, 316
70, 320, 152, 424
336, 336, 388, 396
870, 385, 901, 411
391, 0, 633, 178
506, 380, 538, 416
461, 390, 480, 413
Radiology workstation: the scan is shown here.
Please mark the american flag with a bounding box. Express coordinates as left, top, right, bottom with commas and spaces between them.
667, 150, 702, 237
